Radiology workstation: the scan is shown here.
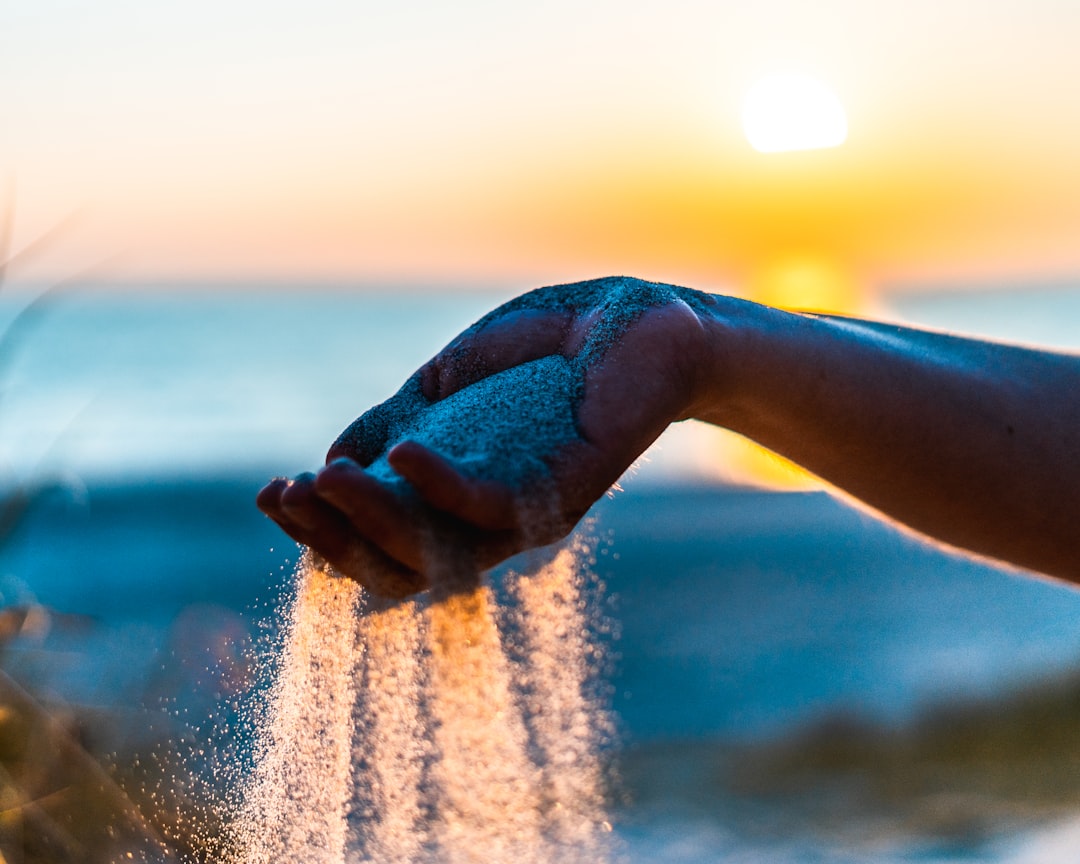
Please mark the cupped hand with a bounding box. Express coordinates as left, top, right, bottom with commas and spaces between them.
257, 277, 718, 597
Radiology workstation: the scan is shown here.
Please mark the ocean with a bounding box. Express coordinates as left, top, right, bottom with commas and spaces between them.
3, 281, 1080, 861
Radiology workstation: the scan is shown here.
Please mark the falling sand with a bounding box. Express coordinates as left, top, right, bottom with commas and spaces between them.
234, 556, 362, 863
236, 278, 706, 861
235, 541, 612, 864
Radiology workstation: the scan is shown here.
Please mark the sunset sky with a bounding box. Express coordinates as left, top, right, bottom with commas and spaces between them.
6, 0, 1080, 302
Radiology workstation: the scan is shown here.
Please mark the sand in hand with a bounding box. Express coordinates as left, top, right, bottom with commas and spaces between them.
238, 278, 700, 861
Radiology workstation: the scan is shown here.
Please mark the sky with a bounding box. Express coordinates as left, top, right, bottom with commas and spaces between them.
6, 0, 1080, 302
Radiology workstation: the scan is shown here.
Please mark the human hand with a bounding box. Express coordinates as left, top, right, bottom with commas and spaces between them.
257, 276, 719, 597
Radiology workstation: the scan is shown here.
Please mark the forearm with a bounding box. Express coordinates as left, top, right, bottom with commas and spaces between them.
692, 296, 1080, 582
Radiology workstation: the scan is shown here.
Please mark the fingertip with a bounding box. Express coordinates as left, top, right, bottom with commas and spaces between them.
278, 473, 314, 505
314, 458, 402, 520
325, 442, 349, 464
419, 361, 441, 401
258, 502, 315, 549
314, 456, 365, 498
313, 459, 426, 572
322, 455, 362, 474
279, 476, 326, 531
256, 477, 289, 513
389, 442, 517, 532
387, 439, 431, 471
388, 441, 458, 495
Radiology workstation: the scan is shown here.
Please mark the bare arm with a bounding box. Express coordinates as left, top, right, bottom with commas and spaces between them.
695, 297, 1080, 582
258, 278, 1080, 594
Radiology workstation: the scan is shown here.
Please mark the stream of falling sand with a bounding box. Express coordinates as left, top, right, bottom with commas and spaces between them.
235, 536, 612, 864
349, 596, 430, 864
235, 555, 361, 863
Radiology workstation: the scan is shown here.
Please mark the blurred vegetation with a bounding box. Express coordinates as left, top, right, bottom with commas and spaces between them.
725, 669, 1080, 847
0, 182, 78, 550
0, 192, 241, 862
619, 667, 1080, 853
0, 604, 246, 863
0, 651, 168, 862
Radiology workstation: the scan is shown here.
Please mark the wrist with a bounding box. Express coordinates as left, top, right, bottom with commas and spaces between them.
680, 292, 757, 425
683, 293, 810, 429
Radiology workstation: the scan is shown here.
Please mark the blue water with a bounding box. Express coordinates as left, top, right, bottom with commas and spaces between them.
885, 282, 1080, 351
0, 285, 511, 480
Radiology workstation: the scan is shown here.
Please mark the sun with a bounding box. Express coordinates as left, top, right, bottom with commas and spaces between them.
742, 73, 848, 153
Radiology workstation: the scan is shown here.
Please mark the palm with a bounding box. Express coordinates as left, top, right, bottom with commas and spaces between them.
258, 278, 711, 597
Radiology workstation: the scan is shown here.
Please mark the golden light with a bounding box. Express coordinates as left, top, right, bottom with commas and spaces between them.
742, 73, 848, 153
718, 255, 865, 490
749, 256, 861, 313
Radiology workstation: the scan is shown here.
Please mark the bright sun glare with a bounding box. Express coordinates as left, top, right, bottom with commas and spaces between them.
742, 73, 848, 153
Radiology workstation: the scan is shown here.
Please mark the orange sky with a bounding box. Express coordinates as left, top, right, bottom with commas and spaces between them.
7, 0, 1080, 302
